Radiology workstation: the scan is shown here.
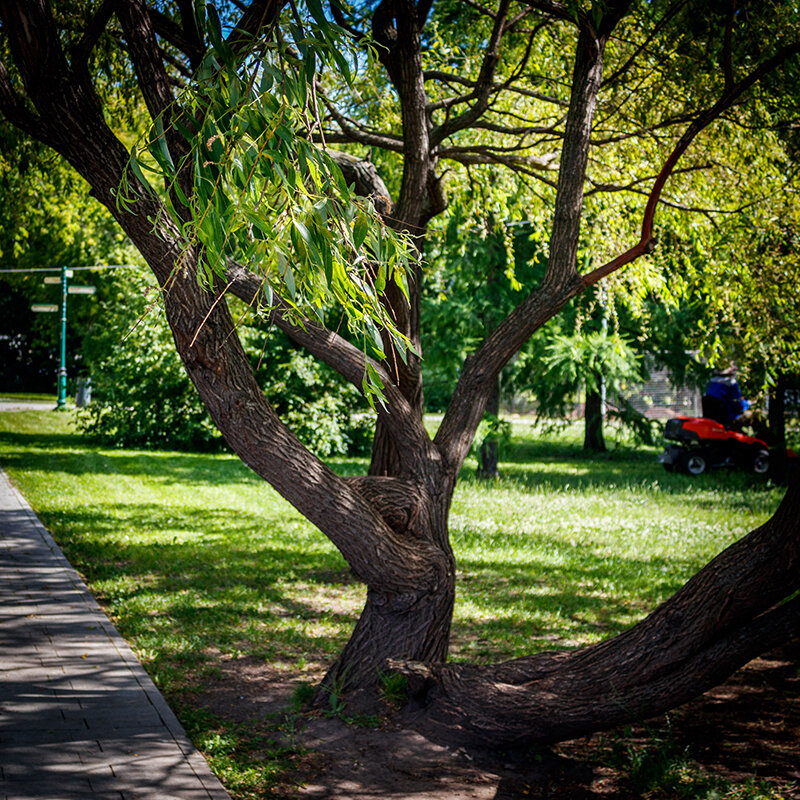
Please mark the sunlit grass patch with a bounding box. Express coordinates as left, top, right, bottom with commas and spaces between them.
0, 392, 57, 402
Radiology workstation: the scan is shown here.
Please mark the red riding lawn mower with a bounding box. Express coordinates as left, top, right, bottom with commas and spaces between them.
659, 417, 772, 476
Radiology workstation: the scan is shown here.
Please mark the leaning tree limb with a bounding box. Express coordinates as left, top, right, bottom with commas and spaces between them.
223, 261, 435, 474
395, 477, 800, 747
435, 10, 800, 477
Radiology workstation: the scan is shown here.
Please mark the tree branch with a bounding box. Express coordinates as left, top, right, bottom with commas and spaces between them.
583, 39, 800, 288
319, 97, 405, 152
329, 1, 367, 41
462, 0, 496, 19
437, 145, 559, 177
603, 0, 689, 88
329, 150, 396, 217
146, 6, 204, 68
424, 70, 569, 108
227, 0, 285, 51
223, 261, 433, 469
114, 0, 178, 126
71, 0, 115, 69
584, 162, 713, 196
430, 0, 513, 148
521, 0, 584, 26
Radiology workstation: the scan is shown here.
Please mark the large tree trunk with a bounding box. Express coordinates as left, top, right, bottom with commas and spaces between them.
319, 476, 456, 709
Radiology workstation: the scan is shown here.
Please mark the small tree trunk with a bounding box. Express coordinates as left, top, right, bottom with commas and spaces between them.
584, 387, 606, 452
769, 372, 788, 483
477, 377, 500, 480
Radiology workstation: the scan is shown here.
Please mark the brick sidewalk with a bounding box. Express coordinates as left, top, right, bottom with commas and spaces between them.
0, 468, 231, 800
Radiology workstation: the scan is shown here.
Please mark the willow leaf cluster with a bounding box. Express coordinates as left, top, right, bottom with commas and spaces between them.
122, 2, 414, 381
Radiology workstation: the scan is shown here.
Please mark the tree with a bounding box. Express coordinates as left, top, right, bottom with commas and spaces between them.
537, 329, 645, 451
1, 0, 799, 750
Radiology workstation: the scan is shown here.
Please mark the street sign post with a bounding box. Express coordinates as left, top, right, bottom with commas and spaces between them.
30, 266, 95, 409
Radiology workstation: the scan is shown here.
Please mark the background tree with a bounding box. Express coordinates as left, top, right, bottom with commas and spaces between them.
535, 328, 645, 451
1, 0, 800, 750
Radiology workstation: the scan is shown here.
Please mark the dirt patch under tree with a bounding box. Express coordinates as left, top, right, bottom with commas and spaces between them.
190, 640, 800, 799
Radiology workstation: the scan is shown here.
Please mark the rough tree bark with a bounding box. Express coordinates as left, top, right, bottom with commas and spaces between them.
583, 387, 606, 452
1, 0, 798, 748
396, 479, 800, 746
476, 378, 501, 479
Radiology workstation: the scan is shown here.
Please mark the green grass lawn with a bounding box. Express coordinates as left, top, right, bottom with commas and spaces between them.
0, 410, 786, 797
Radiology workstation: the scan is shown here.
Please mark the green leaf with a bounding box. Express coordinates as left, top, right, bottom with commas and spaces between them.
306, 0, 327, 26
375, 262, 386, 294
283, 262, 297, 299
127, 155, 153, 194
260, 65, 275, 93
153, 116, 174, 171
207, 5, 224, 50
353, 213, 370, 251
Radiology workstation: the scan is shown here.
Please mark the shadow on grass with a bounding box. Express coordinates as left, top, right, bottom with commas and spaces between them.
35, 502, 362, 670
0, 429, 369, 485
449, 543, 698, 661
0, 445, 257, 486
460, 456, 777, 500
0, 430, 83, 450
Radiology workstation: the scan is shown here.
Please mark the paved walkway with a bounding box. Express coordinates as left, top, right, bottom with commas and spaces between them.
0, 401, 56, 412
0, 468, 232, 800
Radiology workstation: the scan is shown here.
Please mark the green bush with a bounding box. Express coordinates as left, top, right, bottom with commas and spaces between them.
239, 325, 376, 458
78, 278, 222, 451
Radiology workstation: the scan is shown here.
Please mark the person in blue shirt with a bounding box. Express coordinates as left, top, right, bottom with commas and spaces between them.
702, 366, 751, 429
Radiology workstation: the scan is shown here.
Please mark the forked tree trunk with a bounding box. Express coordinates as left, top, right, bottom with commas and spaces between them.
5, 0, 800, 755
315, 474, 457, 707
